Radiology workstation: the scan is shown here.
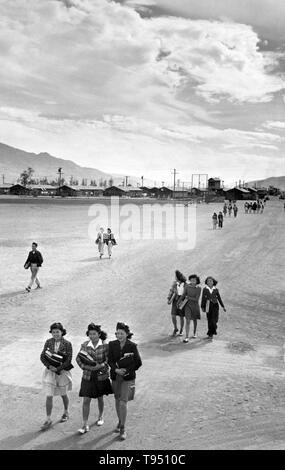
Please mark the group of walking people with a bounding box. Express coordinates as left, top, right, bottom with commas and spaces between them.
96, 227, 117, 259
167, 271, 226, 343
244, 200, 265, 214
40, 321, 142, 441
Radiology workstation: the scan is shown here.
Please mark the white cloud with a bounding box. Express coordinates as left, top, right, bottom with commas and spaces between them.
264, 121, 285, 130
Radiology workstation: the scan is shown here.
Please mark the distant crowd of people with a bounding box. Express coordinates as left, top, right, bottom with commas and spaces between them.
244, 200, 265, 214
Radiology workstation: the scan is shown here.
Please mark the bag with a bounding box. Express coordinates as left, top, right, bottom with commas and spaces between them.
95, 237, 100, 244
45, 350, 65, 367
78, 350, 97, 366
177, 297, 188, 310
24, 262, 31, 269
128, 384, 135, 401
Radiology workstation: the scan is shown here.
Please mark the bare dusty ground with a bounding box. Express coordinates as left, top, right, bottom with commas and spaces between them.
0, 198, 284, 450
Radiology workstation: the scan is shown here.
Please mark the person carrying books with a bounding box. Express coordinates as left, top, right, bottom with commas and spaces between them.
104, 228, 117, 258
95, 227, 105, 259
167, 270, 187, 337
40, 322, 73, 430
201, 276, 227, 339
24, 242, 43, 292
76, 323, 112, 434
108, 322, 142, 441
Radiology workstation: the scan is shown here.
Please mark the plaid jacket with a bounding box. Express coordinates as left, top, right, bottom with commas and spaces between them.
76, 341, 110, 382
40, 337, 73, 373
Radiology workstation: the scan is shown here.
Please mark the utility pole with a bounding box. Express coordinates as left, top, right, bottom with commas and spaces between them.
58, 168, 63, 187
172, 168, 178, 199
162, 181, 165, 187
141, 176, 144, 187
125, 176, 129, 187
2, 174, 4, 185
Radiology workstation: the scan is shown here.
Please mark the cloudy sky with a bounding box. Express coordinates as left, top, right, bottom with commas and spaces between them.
0, 0, 285, 185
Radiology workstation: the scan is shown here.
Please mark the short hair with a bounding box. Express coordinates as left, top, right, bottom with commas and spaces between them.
188, 274, 200, 285
205, 276, 218, 286
116, 322, 133, 339
49, 322, 66, 336
107, 228, 111, 232
86, 323, 107, 341
32, 242, 38, 247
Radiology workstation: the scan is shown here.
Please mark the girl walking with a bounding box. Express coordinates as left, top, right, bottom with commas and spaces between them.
228, 203, 232, 217
76, 323, 113, 434
212, 212, 218, 229
179, 274, 201, 343
96, 227, 105, 259
24, 242, 43, 292
108, 322, 142, 441
218, 211, 223, 228
223, 203, 227, 217
40, 322, 73, 430
233, 204, 238, 218
104, 228, 117, 258
167, 270, 186, 337
201, 277, 226, 339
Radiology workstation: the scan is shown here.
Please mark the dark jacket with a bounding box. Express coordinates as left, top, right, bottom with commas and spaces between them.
108, 339, 142, 381
40, 337, 73, 374
25, 250, 43, 267
201, 287, 225, 311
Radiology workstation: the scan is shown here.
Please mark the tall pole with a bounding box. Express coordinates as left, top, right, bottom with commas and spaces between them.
172, 168, 178, 199
141, 176, 144, 187
2, 174, 4, 185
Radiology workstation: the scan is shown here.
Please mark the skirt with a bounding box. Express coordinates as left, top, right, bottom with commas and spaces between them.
170, 295, 185, 317
79, 371, 113, 399
184, 301, 201, 320
42, 368, 72, 396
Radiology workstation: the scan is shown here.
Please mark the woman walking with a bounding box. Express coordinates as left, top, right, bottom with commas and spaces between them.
96, 227, 105, 259
201, 277, 226, 339
167, 270, 186, 337
24, 242, 43, 292
76, 323, 113, 434
233, 204, 238, 218
104, 228, 117, 259
244, 202, 248, 214
212, 212, 218, 229
179, 274, 201, 343
108, 322, 142, 441
40, 322, 73, 430
218, 211, 223, 229
228, 203, 232, 217
223, 203, 227, 217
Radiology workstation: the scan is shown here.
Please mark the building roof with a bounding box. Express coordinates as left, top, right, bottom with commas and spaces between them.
226, 187, 250, 193
28, 184, 57, 190
208, 177, 221, 181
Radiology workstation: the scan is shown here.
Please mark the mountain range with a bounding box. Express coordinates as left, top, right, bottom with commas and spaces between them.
0, 142, 152, 187
246, 176, 285, 190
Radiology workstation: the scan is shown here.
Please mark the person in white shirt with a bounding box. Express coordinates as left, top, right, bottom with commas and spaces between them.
96, 227, 105, 259
167, 270, 187, 337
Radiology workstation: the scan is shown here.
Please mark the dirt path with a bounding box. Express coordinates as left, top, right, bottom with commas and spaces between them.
0, 199, 284, 449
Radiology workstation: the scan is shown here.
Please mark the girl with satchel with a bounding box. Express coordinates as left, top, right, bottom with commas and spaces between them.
201, 276, 226, 339
76, 323, 113, 434
167, 270, 187, 337
104, 228, 117, 258
40, 322, 73, 430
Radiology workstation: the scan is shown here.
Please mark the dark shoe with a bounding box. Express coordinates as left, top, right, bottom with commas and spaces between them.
60, 413, 69, 422
25, 287, 31, 292
178, 330, 183, 336
113, 422, 121, 433
41, 420, 52, 431
183, 337, 189, 343
171, 328, 178, 337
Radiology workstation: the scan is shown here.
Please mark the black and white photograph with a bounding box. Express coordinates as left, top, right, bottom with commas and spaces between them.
0, 0, 285, 454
